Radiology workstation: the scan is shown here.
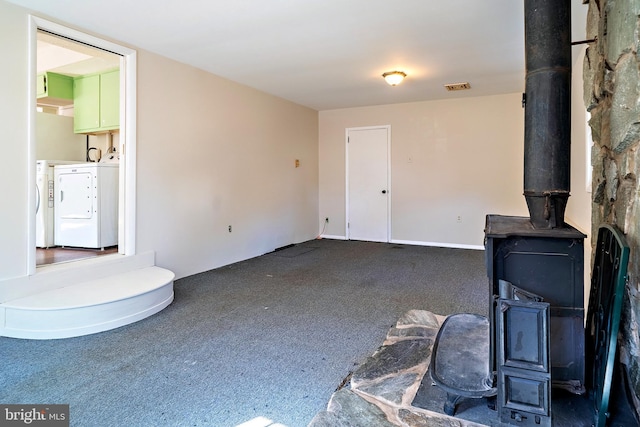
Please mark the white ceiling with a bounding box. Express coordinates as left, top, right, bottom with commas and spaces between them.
37, 31, 121, 76
10, 0, 588, 111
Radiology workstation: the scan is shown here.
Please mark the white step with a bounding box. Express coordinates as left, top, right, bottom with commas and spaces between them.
0, 266, 174, 339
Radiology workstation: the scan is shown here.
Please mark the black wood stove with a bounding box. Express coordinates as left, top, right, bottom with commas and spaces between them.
484, 214, 585, 426
418, 1, 591, 426
485, 214, 586, 391
415, 0, 634, 426
421, 221, 630, 426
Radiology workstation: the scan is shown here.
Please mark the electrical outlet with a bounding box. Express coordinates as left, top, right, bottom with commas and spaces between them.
456, 215, 462, 223
228, 225, 232, 232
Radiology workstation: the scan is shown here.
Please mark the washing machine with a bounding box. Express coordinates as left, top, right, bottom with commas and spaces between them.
36, 160, 79, 248
54, 162, 119, 249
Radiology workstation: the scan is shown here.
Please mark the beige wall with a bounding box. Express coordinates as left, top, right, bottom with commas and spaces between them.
319, 93, 530, 248
136, 51, 319, 277
0, 1, 30, 281
566, 46, 591, 234
35, 113, 86, 161
0, 0, 319, 288
566, 45, 593, 300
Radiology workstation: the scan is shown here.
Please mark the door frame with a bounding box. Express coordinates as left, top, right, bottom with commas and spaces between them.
27, 16, 137, 274
345, 125, 391, 242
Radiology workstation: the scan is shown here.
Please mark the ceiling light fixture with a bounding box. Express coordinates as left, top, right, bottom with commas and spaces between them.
382, 71, 407, 86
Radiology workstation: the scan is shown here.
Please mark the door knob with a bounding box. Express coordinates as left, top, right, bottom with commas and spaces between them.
382, 190, 387, 194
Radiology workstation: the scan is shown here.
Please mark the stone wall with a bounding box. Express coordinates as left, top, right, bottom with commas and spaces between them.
583, 0, 640, 412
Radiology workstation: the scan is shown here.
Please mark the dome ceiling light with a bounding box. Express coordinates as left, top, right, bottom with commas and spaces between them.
382, 71, 407, 86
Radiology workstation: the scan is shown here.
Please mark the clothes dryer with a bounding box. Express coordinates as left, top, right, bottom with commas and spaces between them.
54, 163, 119, 249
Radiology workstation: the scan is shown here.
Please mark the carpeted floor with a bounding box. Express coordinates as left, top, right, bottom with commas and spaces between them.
0, 239, 488, 427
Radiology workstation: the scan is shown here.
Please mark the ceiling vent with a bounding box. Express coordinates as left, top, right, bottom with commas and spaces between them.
444, 82, 471, 91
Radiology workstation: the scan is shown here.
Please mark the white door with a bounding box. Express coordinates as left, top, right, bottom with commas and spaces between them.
347, 126, 390, 242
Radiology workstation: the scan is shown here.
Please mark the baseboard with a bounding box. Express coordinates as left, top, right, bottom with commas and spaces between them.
317, 236, 484, 250
319, 234, 347, 240
391, 239, 485, 250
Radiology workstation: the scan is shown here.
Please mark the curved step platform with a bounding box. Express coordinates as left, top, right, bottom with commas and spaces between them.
0, 266, 174, 339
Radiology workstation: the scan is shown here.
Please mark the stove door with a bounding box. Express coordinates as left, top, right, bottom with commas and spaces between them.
497, 298, 551, 427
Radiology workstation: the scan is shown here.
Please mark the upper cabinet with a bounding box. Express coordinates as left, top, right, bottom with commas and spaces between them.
37, 72, 74, 107
73, 69, 119, 134
99, 70, 120, 130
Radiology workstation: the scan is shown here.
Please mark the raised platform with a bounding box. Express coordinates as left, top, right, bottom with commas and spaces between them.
0, 265, 174, 339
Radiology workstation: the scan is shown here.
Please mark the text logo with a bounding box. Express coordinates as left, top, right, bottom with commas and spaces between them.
0, 405, 69, 427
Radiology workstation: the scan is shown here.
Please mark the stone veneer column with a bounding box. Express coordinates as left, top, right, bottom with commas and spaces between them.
583, 0, 640, 413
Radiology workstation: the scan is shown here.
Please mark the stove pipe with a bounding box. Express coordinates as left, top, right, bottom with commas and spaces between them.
523, 0, 572, 229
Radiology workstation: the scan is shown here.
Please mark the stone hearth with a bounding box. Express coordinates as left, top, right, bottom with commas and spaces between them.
308, 309, 610, 427
308, 310, 489, 427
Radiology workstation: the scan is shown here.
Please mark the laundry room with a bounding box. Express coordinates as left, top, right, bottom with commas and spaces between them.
36, 30, 121, 266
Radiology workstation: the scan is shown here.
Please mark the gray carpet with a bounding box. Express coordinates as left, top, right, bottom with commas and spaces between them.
0, 239, 488, 427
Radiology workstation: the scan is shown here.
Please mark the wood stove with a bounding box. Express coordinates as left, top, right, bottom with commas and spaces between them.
485, 214, 585, 426
418, 1, 635, 423
422, 0, 588, 425
484, 214, 586, 392
426, 214, 585, 427
485, 2, 584, 421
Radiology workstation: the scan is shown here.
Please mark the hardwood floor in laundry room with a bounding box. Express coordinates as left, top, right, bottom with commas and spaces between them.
36, 246, 118, 266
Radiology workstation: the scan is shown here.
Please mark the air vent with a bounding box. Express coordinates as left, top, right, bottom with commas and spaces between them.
444, 82, 471, 91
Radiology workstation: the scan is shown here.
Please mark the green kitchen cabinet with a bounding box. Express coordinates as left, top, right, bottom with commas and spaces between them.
99, 70, 120, 129
37, 72, 74, 104
73, 74, 100, 132
73, 69, 119, 133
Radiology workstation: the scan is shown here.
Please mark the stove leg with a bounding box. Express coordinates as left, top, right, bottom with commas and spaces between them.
487, 395, 496, 411
444, 393, 462, 416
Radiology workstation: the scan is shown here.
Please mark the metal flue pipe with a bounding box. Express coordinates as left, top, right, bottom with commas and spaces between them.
523, 0, 572, 229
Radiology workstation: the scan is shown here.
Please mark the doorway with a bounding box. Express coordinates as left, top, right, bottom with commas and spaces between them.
28, 17, 137, 274
35, 30, 121, 266
346, 126, 391, 242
